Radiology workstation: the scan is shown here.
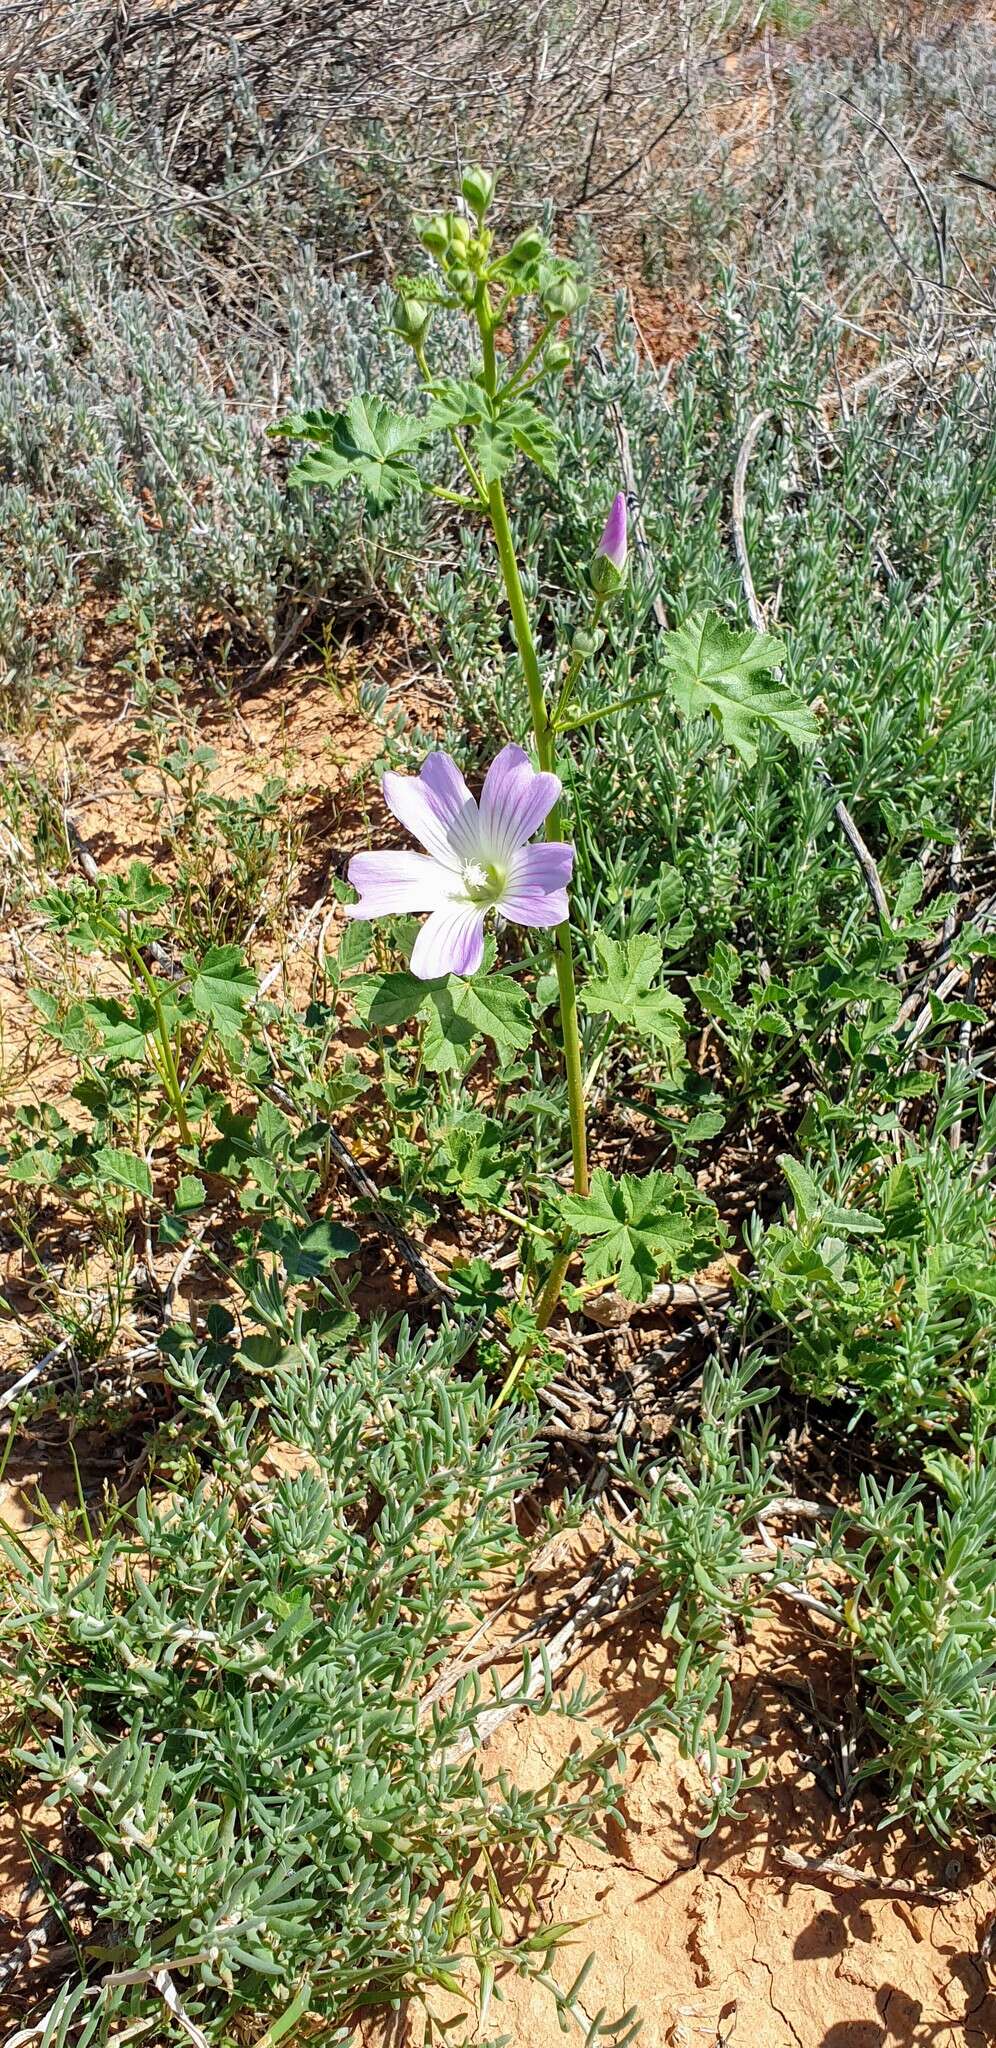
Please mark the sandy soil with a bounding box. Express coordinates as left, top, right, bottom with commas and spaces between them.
476, 1624, 996, 2048
4, 1573, 994, 2047
352, 1526, 996, 2048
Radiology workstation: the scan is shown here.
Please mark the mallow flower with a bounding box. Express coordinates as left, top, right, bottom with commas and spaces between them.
347, 745, 573, 980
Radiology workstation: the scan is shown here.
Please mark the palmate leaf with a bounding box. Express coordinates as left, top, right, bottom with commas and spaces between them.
422, 974, 532, 1073
560, 1167, 722, 1304
105, 861, 172, 916
580, 932, 686, 1049
424, 376, 484, 432
353, 970, 428, 1029
188, 945, 257, 1038
351, 967, 532, 1072
496, 397, 559, 479
28, 989, 93, 1056
662, 609, 818, 766
5, 1145, 64, 1185
261, 1215, 359, 1281
428, 1114, 510, 1209
424, 379, 560, 480
474, 398, 559, 482
277, 394, 428, 508
84, 995, 157, 1062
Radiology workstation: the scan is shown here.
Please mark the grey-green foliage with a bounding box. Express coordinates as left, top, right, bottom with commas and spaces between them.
14, 3, 992, 324
825, 1444, 996, 1839
0, 1317, 644, 2042
615, 1357, 792, 1831
1, 12, 992, 734
620, 1360, 996, 1844
0, 82, 455, 711
747, 1087, 996, 1442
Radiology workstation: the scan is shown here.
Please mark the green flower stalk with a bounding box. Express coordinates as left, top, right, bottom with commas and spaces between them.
472, 280, 590, 1221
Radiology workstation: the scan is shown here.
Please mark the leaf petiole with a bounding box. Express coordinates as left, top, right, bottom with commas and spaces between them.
554, 681, 668, 736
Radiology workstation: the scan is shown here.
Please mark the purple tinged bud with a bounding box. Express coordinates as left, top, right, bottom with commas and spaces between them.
589, 491, 628, 594
598, 493, 628, 573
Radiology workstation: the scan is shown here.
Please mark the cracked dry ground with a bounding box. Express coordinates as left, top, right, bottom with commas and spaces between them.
361, 1536, 996, 2048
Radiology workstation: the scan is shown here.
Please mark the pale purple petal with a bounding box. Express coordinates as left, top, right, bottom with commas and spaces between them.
479, 744, 561, 862
507, 841, 574, 892
346, 850, 454, 918
597, 492, 627, 573
498, 839, 573, 928
418, 752, 478, 845
382, 752, 479, 869
410, 902, 486, 980
500, 886, 569, 928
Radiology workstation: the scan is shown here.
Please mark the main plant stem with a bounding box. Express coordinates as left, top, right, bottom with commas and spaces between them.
129, 942, 193, 1147
479, 316, 588, 1216
486, 486, 586, 1180
476, 287, 588, 1349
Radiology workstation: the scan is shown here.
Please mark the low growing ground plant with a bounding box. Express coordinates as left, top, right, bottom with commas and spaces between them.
748, 1085, 996, 1444
0, 1319, 656, 2043
821, 1442, 996, 1839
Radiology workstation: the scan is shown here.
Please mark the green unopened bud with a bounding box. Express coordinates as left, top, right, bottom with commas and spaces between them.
461, 165, 496, 218
542, 275, 580, 318
448, 213, 471, 252
571, 626, 605, 660
392, 294, 432, 347
508, 226, 545, 265
542, 338, 572, 377
448, 264, 474, 302
417, 213, 450, 257
589, 552, 626, 597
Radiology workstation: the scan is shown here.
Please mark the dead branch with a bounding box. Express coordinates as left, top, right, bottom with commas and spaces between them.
780, 1846, 953, 1902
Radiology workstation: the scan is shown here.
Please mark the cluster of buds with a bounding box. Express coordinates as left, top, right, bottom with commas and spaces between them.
393, 172, 627, 592
413, 167, 500, 308
405, 168, 583, 372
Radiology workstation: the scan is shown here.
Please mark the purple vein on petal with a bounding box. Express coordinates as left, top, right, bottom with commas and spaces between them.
383, 754, 479, 868
346, 850, 457, 918
410, 902, 487, 979
479, 745, 562, 860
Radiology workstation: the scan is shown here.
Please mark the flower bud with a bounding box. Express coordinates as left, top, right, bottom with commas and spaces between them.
448, 213, 471, 252
589, 492, 628, 594
542, 338, 571, 376
392, 294, 432, 348
571, 625, 605, 660
507, 226, 545, 265
417, 213, 450, 257
447, 264, 474, 302
542, 275, 580, 319
461, 165, 496, 218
